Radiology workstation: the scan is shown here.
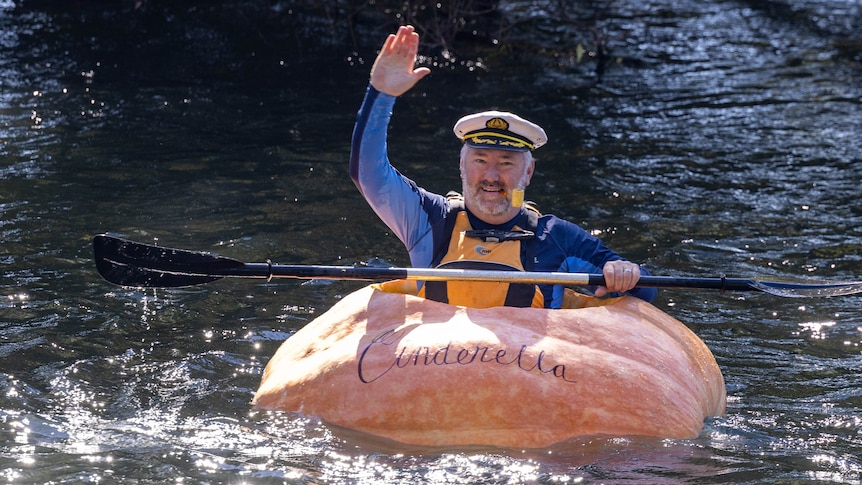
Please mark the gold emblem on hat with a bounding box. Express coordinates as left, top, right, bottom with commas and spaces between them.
486, 117, 509, 130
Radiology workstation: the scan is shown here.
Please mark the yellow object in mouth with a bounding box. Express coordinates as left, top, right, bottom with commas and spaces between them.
510, 189, 524, 208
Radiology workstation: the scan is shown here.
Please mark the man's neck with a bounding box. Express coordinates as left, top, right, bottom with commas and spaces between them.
465, 207, 521, 230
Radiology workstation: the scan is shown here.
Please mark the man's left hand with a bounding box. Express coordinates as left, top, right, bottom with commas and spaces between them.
595, 260, 641, 297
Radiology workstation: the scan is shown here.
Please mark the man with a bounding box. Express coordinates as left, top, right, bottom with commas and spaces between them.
350, 25, 657, 308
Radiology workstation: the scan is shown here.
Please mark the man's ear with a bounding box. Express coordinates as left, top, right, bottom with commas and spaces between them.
524, 158, 536, 186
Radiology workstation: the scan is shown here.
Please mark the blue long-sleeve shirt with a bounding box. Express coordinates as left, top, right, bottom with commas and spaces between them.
349, 85, 657, 306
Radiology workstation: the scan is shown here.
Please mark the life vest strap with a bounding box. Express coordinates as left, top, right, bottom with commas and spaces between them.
465, 229, 535, 242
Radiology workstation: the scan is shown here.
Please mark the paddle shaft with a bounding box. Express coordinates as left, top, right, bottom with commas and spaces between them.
190, 261, 759, 291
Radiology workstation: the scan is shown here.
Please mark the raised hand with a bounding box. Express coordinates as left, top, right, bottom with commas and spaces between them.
370, 25, 431, 97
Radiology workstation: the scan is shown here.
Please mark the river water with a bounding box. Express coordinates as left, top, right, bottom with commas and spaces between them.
1, 1, 861, 483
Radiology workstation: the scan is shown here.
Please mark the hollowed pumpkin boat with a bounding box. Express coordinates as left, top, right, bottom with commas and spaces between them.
253, 281, 726, 448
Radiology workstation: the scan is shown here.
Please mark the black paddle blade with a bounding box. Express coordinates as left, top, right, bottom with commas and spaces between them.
750, 279, 862, 298
93, 234, 240, 287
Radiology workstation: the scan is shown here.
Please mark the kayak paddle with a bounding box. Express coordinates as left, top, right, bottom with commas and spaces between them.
92, 234, 862, 298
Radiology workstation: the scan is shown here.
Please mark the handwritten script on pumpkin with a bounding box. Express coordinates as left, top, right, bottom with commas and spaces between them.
357, 328, 576, 384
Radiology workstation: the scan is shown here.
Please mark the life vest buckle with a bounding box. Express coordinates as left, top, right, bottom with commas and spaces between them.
465, 229, 535, 242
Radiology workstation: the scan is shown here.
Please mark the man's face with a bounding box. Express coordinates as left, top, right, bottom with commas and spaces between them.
460, 146, 534, 224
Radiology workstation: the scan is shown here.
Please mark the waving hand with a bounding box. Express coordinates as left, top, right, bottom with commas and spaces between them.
370, 25, 431, 96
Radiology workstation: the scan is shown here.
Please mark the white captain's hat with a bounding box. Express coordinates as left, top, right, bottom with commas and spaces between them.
453, 110, 547, 152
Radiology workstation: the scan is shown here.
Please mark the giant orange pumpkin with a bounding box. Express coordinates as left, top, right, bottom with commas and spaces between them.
253, 282, 726, 448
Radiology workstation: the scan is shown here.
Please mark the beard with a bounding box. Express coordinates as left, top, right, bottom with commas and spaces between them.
461, 171, 530, 219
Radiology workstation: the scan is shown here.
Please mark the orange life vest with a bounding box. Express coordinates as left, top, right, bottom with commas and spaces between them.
419, 198, 544, 309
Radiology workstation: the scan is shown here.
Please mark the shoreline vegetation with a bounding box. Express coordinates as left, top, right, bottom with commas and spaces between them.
10, 0, 656, 84
13, 1, 859, 89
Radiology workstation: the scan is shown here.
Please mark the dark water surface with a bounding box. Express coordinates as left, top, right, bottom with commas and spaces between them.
2, 1, 861, 483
